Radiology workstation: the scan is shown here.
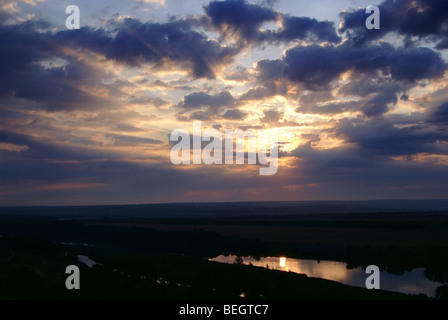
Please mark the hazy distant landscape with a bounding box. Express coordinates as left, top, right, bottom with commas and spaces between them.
1, 201, 447, 300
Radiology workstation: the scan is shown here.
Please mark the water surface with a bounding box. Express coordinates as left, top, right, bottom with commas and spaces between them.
211, 255, 442, 297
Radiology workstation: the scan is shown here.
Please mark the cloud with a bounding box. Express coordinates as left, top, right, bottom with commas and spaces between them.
0, 15, 241, 114
221, 109, 247, 120
0, 129, 102, 163
289, 141, 448, 200
204, 0, 340, 45
260, 109, 283, 124
179, 90, 235, 109
276, 16, 340, 44
429, 101, 448, 123
255, 59, 286, 83
0, 21, 117, 112
0, 0, 45, 24
0, 0, 18, 24
362, 91, 398, 117
1, 0, 448, 205
129, 96, 169, 107
335, 119, 448, 158
339, 74, 403, 98
107, 134, 163, 146
0, 142, 29, 152
134, 0, 165, 5
178, 91, 241, 121
339, 0, 448, 48
204, 0, 278, 44
298, 81, 404, 118
57, 18, 238, 79
114, 124, 145, 132
257, 42, 446, 91
239, 84, 287, 101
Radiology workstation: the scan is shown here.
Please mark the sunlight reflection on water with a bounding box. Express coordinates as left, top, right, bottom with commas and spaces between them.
210, 255, 442, 297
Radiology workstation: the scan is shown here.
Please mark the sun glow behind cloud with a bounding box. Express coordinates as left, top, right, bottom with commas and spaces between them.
0, 0, 448, 205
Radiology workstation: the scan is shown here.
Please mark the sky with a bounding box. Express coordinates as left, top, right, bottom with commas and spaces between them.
1, 0, 448, 206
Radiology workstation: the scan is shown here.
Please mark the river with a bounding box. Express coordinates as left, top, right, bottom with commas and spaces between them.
210, 255, 443, 297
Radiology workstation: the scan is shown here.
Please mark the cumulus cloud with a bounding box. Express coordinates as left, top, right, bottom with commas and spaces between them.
56, 18, 238, 79
204, 0, 278, 43
275, 16, 340, 44
290, 141, 448, 200
278, 43, 446, 89
204, 0, 340, 45
339, 0, 448, 48
179, 91, 235, 109
177, 90, 240, 120
335, 119, 448, 158
0, 21, 119, 111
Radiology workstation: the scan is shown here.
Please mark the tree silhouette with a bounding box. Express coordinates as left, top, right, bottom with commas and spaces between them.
234, 256, 244, 265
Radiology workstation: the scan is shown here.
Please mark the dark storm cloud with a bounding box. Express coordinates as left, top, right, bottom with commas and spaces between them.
339, 0, 448, 48
297, 89, 400, 117
0, 22, 114, 111
335, 120, 448, 157
276, 16, 340, 44
204, 0, 278, 43
106, 18, 237, 79
285, 43, 445, 87
1, 0, 448, 205
2, 18, 238, 105
0, 20, 55, 72
257, 42, 446, 91
0, 60, 105, 111
290, 141, 448, 200
204, 0, 340, 45
362, 91, 398, 117
255, 59, 286, 83
429, 101, 448, 123
293, 142, 377, 170
0, 129, 104, 166
0, 15, 239, 113
57, 18, 237, 79
177, 90, 262, 121
339, 75, 404, 98
338, 76, 412, 117
0, 129, 171, 204
0, 147, 209, 205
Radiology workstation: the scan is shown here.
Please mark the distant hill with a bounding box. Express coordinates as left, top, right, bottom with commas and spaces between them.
1, 199, 448, 219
